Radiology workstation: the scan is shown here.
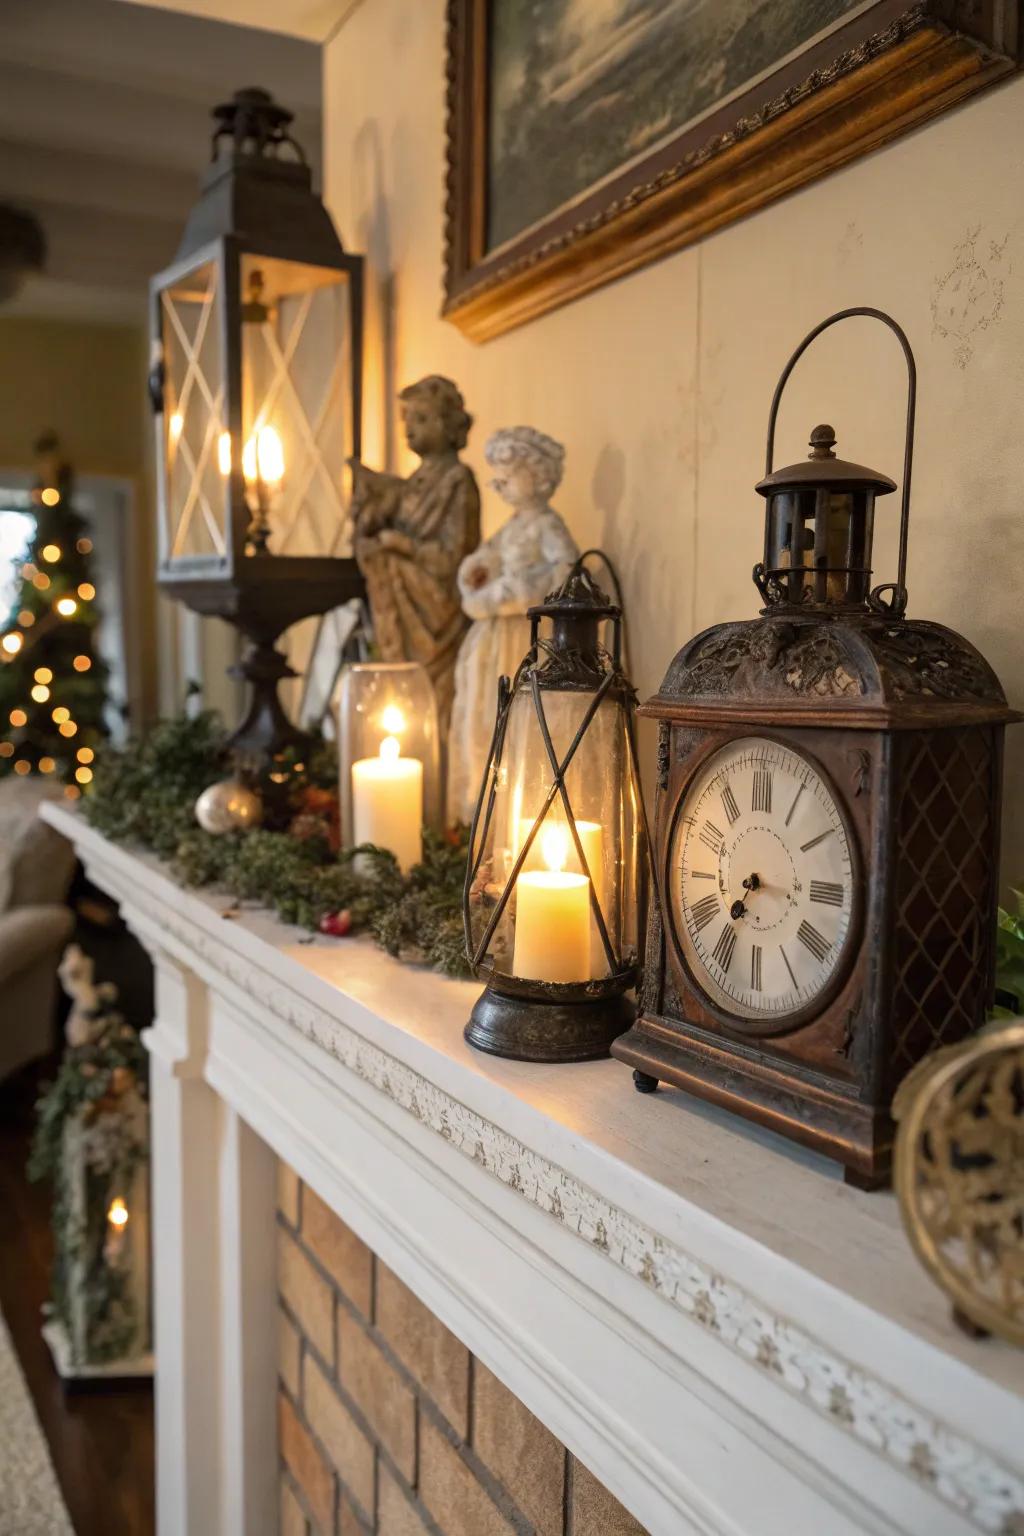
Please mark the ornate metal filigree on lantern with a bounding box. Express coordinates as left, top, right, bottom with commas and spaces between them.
463, 553, 647, 1063
893, 1018, 1024, 1345
149, 87, 365, 776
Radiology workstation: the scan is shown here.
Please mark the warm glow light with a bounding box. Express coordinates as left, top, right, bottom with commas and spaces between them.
218, 430, 232, 476
107, 1197, 129, 1228
76, 537, 92, 555
41, 544, 61, 563
18, 610, 34, 627
40, 487, 60, 507
33, 573, 50, 590
39, 757, 55, 774
380, 704, 406, 735
1, 632, 22, 655
169, 411, 183, 444
52, 706, 70, 723
73, 654, 91, 672
30, 684, 50, 702
241, 425, 285, 488
34, 667, 52, 683
379, 735, 401, 764
56, 596, 77, 616
14, 760, 30, 776
59, 721, 78, 738
77, 582, 95, 601
0, 743, 12, 758
75, 766, 93, 785
64, 785, 80, 800
77, 747, 94, 764
9, 709, 26, 727
540, 822, 570, 874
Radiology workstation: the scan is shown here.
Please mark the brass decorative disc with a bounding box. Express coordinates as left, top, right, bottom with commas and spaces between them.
893, 1019, 1024, 1346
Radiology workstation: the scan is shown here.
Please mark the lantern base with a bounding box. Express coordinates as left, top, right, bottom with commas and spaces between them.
465, 985, 634, 1064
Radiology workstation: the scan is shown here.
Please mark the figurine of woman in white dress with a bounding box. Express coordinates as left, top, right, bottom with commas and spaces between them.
447, 426, 578, 826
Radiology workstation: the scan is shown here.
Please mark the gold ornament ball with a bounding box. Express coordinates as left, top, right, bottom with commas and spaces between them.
195, 778, 263, 835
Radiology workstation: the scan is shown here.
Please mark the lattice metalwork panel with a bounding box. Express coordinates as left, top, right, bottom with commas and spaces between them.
889, 728, 996, 1091
162, 260, 227, 561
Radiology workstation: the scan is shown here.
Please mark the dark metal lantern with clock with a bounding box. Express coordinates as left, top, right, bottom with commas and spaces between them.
612, 308, 1019, 1187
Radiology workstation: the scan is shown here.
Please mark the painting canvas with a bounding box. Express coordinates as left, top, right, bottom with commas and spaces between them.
443, 0, 1019, 341
486, 0, 861, 253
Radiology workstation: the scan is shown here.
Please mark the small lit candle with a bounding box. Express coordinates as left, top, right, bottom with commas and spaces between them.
351, 709, 423, 871
513, 824, 592, 983
105, 1196, 129, 1264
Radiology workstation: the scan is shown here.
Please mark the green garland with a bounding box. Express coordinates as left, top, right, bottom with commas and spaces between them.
84, 709, 473, 978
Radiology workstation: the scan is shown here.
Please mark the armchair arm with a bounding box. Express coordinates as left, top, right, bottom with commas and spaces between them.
0, 904, 74, 987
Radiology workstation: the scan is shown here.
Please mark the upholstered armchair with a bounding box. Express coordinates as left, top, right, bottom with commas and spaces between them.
0, 778, 75, 1082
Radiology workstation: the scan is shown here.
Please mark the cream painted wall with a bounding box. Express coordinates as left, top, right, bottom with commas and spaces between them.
323, 0, 1024, 881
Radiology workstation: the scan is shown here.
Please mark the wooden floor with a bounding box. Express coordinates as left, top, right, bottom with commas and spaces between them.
0, 1063, 155, 1536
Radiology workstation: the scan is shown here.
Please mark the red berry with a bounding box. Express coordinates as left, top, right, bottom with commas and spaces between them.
318, 909, 352, 937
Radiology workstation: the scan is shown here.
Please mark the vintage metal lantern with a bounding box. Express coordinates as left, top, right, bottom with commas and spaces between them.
613, 307, 1019, 1187
463, 555, 647, 1062
149, 87, 364, 768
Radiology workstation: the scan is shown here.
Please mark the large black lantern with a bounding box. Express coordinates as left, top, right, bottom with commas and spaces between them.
463, 555, 648, 1063
150, 87, 364, 767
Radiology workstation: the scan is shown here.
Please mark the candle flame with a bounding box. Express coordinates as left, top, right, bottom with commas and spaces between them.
242, 426, 285, 488
380, 704, 406, 734
380, 735, 401, 764
107, 1197, 129, 1229
541, 822, 570, 874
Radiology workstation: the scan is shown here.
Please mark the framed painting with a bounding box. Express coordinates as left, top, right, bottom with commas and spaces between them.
443, 0, 1020, 341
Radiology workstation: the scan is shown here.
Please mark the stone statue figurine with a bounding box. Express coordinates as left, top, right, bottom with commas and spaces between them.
350, 376, 480, 739
447, 426, 578, 826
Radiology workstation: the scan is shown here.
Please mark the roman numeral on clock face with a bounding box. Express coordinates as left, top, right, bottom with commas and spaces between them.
699, 820, 724, 856
750, 944, 762, 992
711, 923, 737, 973
721, 784, 740, 825
752, 769, 772, 813
809, 880, 844, 907
690, 893, 720, 932
797, 919, 831, 964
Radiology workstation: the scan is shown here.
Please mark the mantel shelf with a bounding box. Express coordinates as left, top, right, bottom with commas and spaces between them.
42, 802, 1024, 1536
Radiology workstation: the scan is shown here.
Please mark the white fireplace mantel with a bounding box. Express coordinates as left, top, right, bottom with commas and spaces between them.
42, 804, 1024, 1536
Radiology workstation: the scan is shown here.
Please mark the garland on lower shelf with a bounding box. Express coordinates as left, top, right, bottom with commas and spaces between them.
83, 709, 473, 979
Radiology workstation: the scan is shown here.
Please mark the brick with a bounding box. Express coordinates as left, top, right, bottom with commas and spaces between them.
377, 1266, 470, 1435
279, 1392, 334, 1535
303, 1186, 374, 1319
337, 1308, 416, 1481
419, 1416, 513, 1536
570, 1459, 647, 1535
280, 1307, 302, 1399
280, 1227, 334, 1366
305, 1352, 376, 1520
280, 1475, 308, 1536
278, 1161, 300, 1227
378, 1465, 431, 1536
473, 1362, 564, 1536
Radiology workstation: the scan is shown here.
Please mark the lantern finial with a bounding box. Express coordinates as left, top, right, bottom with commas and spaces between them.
808, 424, 837, 459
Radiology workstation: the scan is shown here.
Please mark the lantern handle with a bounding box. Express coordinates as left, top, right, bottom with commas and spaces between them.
764, 306, 916, 619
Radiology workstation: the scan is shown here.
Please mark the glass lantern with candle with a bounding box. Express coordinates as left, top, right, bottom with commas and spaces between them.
463, 555, 647, 1062
150, 87, 365, 775
337, 661, 440, 872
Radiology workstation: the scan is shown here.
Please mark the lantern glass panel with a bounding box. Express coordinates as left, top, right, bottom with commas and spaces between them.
767, 488, 871, 604
238, 254, 354, 558
469, 684, 640, 984
336, 661, 440, 864
160, 257, 226, 562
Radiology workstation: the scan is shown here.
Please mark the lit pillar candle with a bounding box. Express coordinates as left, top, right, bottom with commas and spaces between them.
352, 731, 423, 872
517, 816, 603, 905
513, 824, 591, 983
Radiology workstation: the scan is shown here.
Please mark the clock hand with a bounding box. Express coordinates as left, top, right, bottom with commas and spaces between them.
730, 873, 761, 921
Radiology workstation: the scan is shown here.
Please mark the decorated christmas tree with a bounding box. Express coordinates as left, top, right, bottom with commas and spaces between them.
0, 434, 109, 796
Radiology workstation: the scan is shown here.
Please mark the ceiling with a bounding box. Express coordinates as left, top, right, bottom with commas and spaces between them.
0, 0, 323, 325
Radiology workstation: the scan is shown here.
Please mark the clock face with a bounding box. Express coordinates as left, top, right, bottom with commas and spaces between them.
668, 737, 857, 1028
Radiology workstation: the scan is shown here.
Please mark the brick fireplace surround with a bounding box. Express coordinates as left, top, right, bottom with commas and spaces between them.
277, 1166, 641, 1536
42, 805, 1024, 1536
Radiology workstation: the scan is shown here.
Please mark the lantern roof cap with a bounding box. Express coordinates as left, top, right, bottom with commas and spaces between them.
756, 424, 896, 497
528, 556, 620, 622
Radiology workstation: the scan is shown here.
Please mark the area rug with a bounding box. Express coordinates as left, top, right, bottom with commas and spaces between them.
0, 1308, 74, 1535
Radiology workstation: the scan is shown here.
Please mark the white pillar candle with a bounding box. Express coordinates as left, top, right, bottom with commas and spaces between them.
517, 816, 603, 903
351, 735, 423, 871
513, 823, 592, 983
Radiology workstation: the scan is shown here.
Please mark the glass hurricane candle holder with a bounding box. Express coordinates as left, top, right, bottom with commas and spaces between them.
463, 554, 647, 1062
337, 661, 440, 871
